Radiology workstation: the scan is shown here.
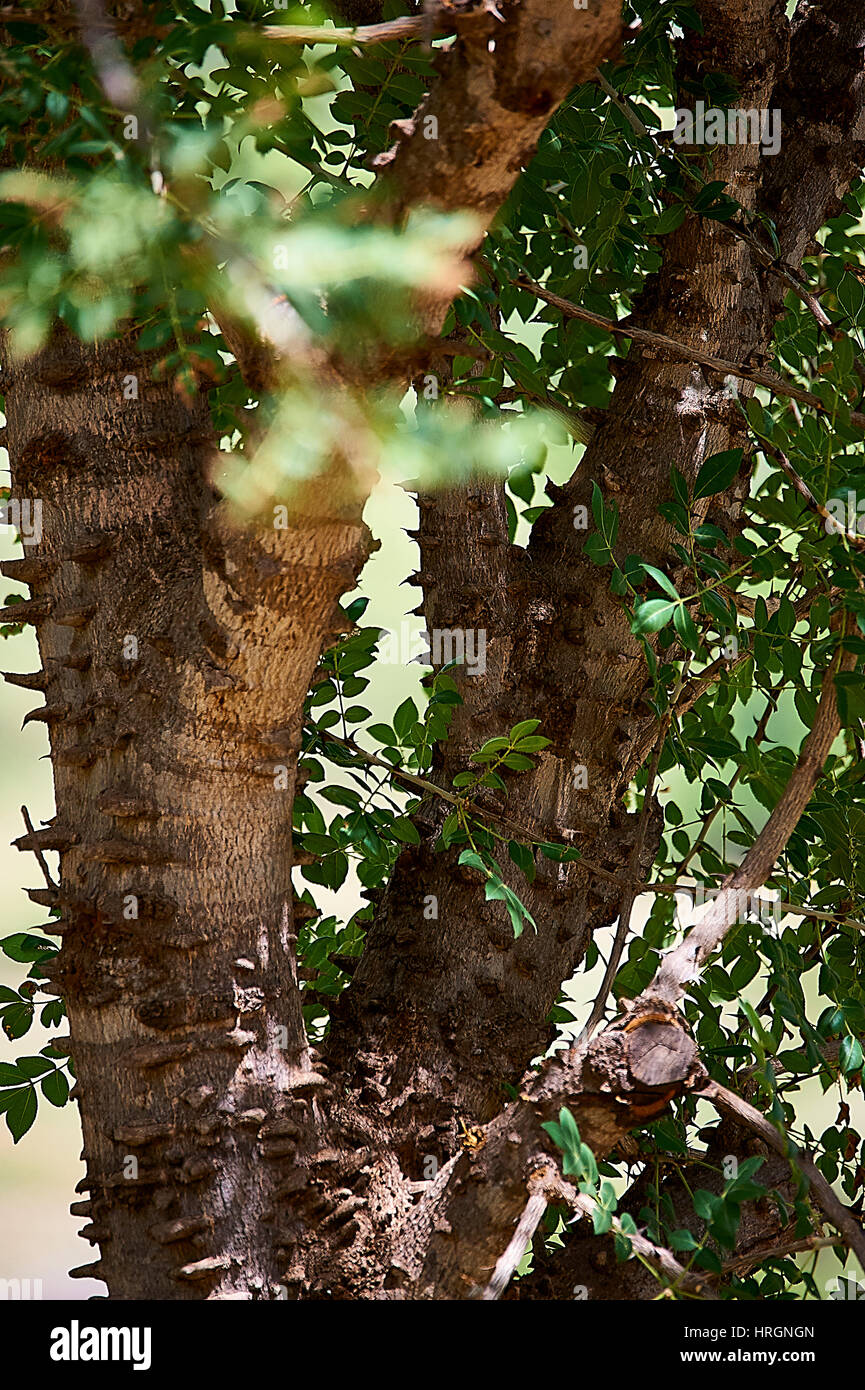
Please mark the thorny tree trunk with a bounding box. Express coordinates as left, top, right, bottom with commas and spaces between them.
2, 325, 368, 1297
329, 0, 860, 1121
3, 0, 865, 1300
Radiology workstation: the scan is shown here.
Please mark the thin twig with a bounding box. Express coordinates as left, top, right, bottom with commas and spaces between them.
760, 438, 865, 549
476, 1190, 548, 1300
652, 622, 855, 1002
549, 1175, 718, 1299
703, 1079, 865, 1273
20, 805, 59, 892
261, 1, 501, 49
515, 278, 865, 431
311, 731, 865, 932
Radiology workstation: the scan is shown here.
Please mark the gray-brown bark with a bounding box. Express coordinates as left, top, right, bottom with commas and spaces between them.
3, 324, 368, 1297
322, 0, 865, 1295
328, 0, 860, 1124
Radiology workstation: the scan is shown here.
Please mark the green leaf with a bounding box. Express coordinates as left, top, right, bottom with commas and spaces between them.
640, 563, 678, 599
649, 203, 686, 236
592, 1207, 613, 1235
693, 448, 744, 499
673, 601, 700, 649
471, 737, 511, 763
367, 723, 396, 744
501, 752, 535, 771
390, 817, 420, 846
669, 1228, 699, 1252
1, 933, 55, 963
458, 849, 489, 875
839, 1036, 863, 1074
508, 839, 536, 883
301, 833, 338, 855
509, 719, 541, 740
393, 698, 419, 740
632, 598, 677, 634
41, 1068, 69, 1107
5, 1083, 37, 1142
15, 1055, 53, 1079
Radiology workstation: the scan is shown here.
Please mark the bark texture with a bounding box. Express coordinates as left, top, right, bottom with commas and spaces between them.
3, 325, 368, 1297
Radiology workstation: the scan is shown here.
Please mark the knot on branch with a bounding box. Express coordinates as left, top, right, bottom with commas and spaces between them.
580, 998, 705, 1122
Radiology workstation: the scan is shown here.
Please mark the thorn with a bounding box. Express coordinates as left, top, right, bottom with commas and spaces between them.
68, 531, 115, 562
53, 745, 98, 768
53, 604, 96, 628
78, 1223, 111, 1244
285, 1070, 330, 1095
259, 1138, 297, 1160
69, 1262, 103, 1280
125, 1040, 195, 1069
13, 825, 78, 853
113, 1122, 176, 1145
22, 703, 69, 728
0, 555, 57, 584
0, 598, 51, 625
179, 1157, 214, 1183
59, 652, 91, 672
2, 670, 48, 691
32, 918, 69, 935
69, 1201, 92, 1217
259, 1118, 301, 1139
25, 890, 59, 912
150, 1216, 209, 1245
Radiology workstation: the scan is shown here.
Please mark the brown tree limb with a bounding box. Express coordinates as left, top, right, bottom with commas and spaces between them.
652, 627, 855, 1002
703, 1079, 865, 1273
515, 277, 865, 432
260, 2, 488, 48
395, 588, 856, 1298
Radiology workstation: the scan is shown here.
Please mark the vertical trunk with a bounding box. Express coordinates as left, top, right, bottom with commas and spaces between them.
328, 0, 791, 1129
3, 324, 368, 1297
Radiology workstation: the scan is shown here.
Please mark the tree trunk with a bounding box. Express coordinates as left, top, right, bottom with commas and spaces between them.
4, 323, 367, 1297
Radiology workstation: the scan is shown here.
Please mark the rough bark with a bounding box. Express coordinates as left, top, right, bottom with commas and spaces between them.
328, 0, 790, 1117
2, 0, 628, 1299
3, 324, 368, 1297
323, 0, 865, 1294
